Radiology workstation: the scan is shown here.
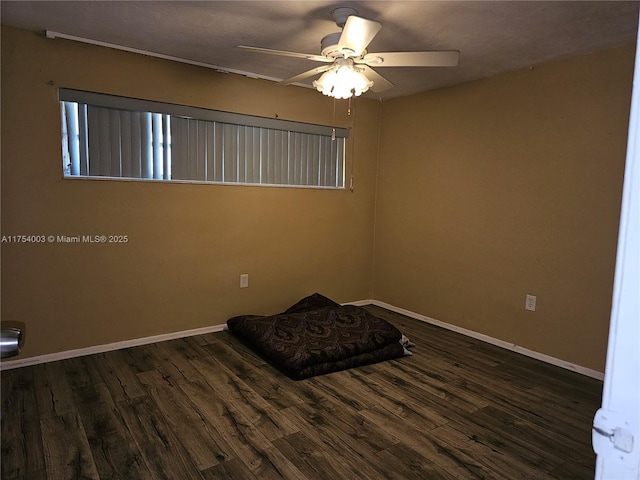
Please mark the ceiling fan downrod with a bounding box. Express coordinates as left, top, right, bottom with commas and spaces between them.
331, 7, 359, 28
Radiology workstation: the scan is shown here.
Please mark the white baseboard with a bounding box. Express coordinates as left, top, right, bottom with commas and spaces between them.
0, 323, 228, 371
1, 299, 605, 381
351, 299, 604, 381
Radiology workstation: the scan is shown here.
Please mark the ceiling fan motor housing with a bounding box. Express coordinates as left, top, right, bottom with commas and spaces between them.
331, 7, 359, 27
320, 32, 349, 59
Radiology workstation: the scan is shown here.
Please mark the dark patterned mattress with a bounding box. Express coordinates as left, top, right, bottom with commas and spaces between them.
226, 293, 412, 380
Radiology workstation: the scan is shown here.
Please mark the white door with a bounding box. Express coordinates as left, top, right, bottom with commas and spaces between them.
592, 13, 640, 480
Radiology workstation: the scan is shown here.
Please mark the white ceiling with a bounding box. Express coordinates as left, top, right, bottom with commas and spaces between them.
2, 1, 639, 100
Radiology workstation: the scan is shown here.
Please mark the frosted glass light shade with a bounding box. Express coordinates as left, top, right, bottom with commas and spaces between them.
313, 63, 373, 99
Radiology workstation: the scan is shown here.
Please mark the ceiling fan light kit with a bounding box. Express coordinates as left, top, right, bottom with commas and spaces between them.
313, 58, 373, 99
237, 7, 459, 100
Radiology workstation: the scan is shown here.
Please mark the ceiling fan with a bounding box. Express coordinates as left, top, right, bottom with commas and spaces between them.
237, 7, 460, 99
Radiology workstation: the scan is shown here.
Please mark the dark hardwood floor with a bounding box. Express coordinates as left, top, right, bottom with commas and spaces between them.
1, 305, 602, 479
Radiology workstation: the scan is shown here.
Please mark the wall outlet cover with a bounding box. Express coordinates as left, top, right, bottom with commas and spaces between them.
525, 294, 537, 311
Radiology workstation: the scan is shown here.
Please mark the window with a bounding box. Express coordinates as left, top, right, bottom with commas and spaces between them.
60, 89, 348, 188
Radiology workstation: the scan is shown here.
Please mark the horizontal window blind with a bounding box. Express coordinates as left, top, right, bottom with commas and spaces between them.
60, 89, 348, 188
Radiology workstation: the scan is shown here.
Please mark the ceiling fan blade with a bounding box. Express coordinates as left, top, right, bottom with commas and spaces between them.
358, 51, 460, 67
361, 66, 394, 93
237, 45, 330, 63
338, 15, 382, 57
280, 65, 333, 85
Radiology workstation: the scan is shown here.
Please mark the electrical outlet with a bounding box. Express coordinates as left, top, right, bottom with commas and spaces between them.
525, 294, 537, 312
240, 274, 249, 288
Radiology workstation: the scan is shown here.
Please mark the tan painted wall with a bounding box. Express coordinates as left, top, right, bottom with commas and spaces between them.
373, 45, 635, 372
1, 26, 380, 358
2, 24, 634, 373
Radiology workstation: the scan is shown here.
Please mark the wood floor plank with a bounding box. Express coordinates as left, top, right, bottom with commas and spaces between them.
375, 443, 461, 480
471, 341, 603, 397
288, 399, 401, 455
362, 368, 490, 435
40, 412, 100, 480
525, 383, 601, 429
370, 357, 491, 414
137, 369, 233, 470
389, 329, 597, 449
307, 372, 370, 411
347, 369, 450, 431
208, 330, 269, 366
312, 368, 387, 409
453, 404, 567, 469
274, 428, 399, 480
141, 341, 204, 384
93, 351, 146, 402
290, 373, 406, 454
33, 361, 77, 419
281, 405, 389, 480
117, 395, 204, 480
431, 422, 559, 480
163, 337, 212, 360
447, 416, 564, 474
189, 331, 221, 347
199, 457, 260, 480
176, 377, 300, 478
469, 403, 596, 468
120, 344, 161, 375
201, 339, 307, 410
190, 356, 299, 441
1, 368, 46, 480
445, 368, 598, 463
62, 356, 103, 390
74, 382, 152, 479
360, 405, 489, 479
241, 444, 308, 480
549, 459, 596, 480
271, 431, 352, 479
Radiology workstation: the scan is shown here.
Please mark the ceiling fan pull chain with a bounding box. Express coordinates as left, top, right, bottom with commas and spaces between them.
332, 97, 337, 140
